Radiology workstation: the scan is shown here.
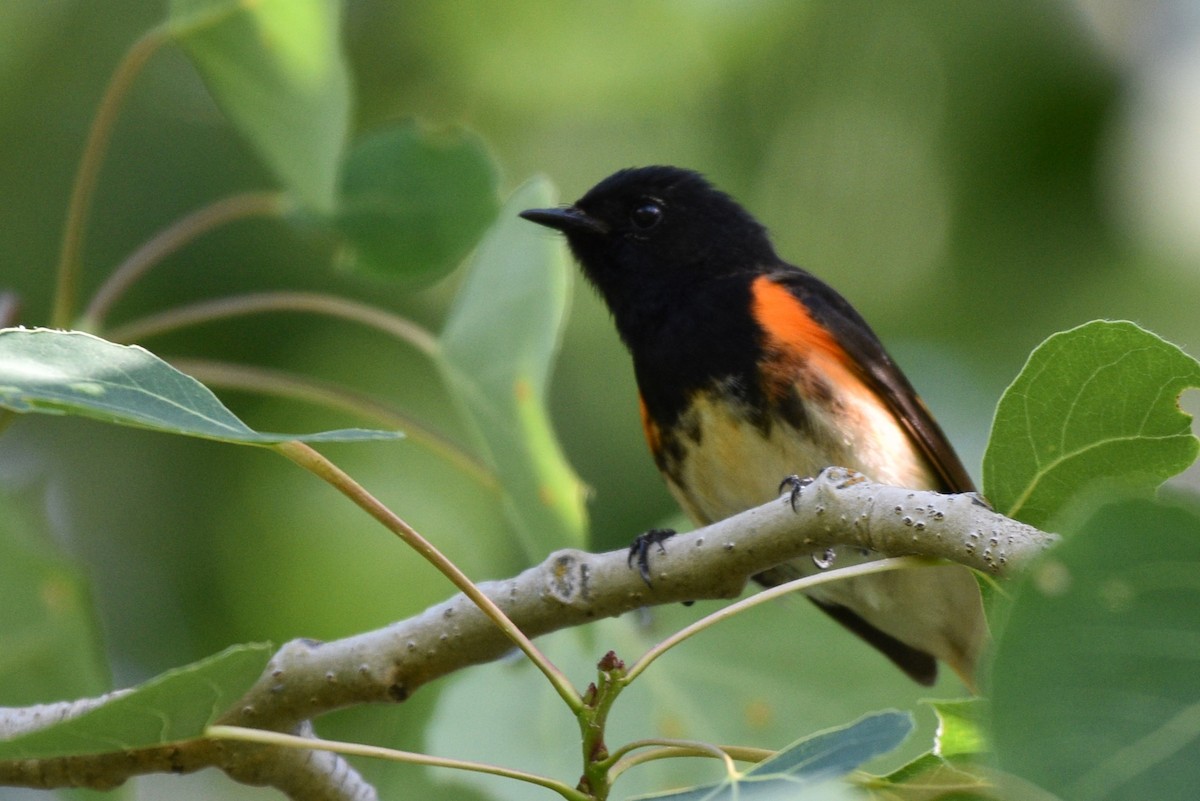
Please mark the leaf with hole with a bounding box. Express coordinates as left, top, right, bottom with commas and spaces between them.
983, 321, 1200, 529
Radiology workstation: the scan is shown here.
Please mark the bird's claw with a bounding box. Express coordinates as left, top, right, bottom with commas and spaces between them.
779, 474, 813, 512
628, 528, 676, 586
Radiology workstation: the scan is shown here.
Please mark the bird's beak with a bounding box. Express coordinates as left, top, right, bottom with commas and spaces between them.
519, 206, 609, 235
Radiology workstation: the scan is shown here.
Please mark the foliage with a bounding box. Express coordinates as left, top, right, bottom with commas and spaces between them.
0, 328, 396, 444
0, 645, 271, 760
983, 322, 1200, 530
628, 711, 914, 801
991, 500, 1200, 801
168, 0, 350, 214
1, 2, 1198, 800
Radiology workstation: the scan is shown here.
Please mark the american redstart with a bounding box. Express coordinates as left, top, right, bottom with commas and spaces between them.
520, 166, 986, 687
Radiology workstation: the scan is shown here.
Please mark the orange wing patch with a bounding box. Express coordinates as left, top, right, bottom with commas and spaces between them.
750, 276, 854, 370
750, 275, 863, 402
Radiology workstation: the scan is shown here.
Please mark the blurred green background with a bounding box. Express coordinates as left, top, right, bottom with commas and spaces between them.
2, 1, 1199, 798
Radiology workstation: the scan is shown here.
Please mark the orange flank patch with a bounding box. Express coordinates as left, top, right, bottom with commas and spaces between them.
638, 393, 663, 458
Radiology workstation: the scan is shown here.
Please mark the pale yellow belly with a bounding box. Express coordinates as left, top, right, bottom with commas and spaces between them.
663, 389, 936, 525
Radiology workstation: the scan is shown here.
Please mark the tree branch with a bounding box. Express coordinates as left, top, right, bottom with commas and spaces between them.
0, 723, 375, 801
0, 468, 1055, 797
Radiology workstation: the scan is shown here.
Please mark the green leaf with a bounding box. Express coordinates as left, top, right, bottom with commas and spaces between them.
928, 699, 987, 759
336, 121, 500, 282
990, 499, 1200, 801
0, 492, 109, 707
0, 643, 271, 759
631, 710, 913, 801
875, 702, 994, 800
982, 321, 1200, 529
747, 710, 913, 779
168, 0, 350, 213
439, 178, 587, 558
877, 752, 995, 799
0, 328, 399, 444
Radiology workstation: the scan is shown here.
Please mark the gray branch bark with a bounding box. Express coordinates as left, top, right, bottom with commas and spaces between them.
0, 468, 1056, 799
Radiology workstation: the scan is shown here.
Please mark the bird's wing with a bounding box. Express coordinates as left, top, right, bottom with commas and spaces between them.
765, 269, 976, 494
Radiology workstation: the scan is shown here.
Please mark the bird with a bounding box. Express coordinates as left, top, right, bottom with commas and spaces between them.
519, 165, 986, 688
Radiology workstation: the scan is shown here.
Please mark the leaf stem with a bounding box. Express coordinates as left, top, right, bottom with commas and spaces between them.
169, 357, 497, 490
106, 291, 440, 359
611, 741, 772, 770
53, 25, 170, 329
606, 739, 757, 784
83, 191, 287, 331
622, 556, 934, 685
206, 725, 589, 801
273, 440, 583, 713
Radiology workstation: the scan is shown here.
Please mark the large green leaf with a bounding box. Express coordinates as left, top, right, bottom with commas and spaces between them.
439, 178, 587, 558
168, 0, 350, 213
982, 321, 1200, 529
0, 328, 398, 444
0, 644, 271, 760
990, 499, 1200, 800
336, 121, 500, 282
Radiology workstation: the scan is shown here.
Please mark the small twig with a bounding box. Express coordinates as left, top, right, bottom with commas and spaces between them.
166, 357, 497, 490
105, 291, 441, 359
52, 25, 170, 328
207, 725, 588, 801
605, 740, 771, 784
83, 191, 287, 330
622, 556, 932, 684
605, 740, 773, 773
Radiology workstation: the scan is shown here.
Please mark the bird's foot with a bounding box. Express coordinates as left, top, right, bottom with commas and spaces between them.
778, 474, 814, 512
627, 528, 676, 586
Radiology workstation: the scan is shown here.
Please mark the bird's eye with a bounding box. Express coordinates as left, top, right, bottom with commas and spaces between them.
630, 200, 663, 231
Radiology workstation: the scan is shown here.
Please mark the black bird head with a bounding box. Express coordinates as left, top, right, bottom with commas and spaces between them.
520, 167, 779, 329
